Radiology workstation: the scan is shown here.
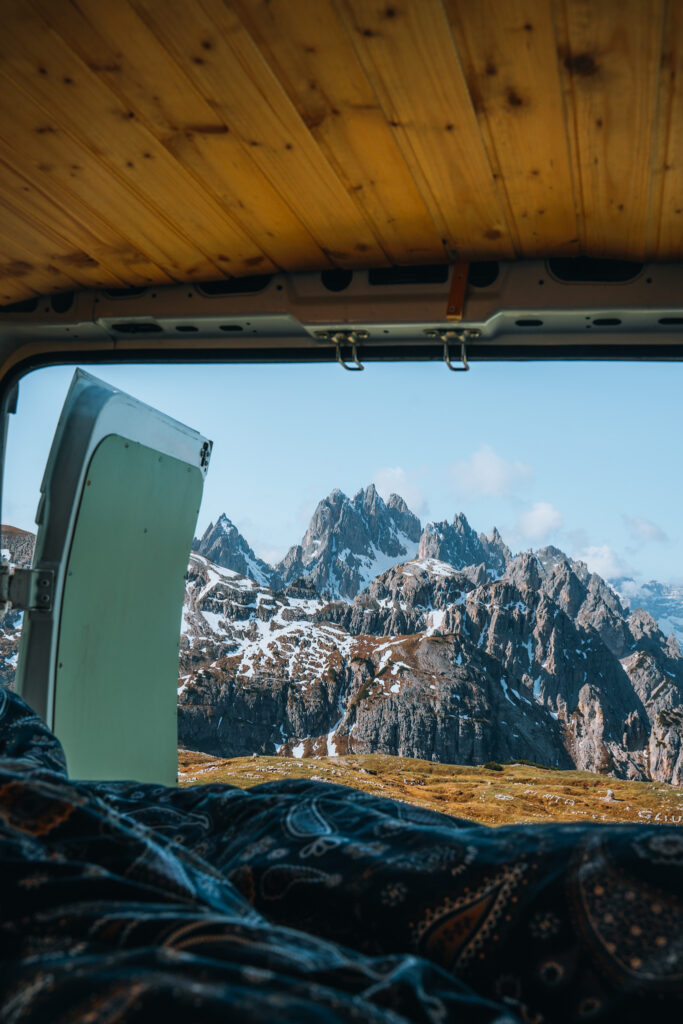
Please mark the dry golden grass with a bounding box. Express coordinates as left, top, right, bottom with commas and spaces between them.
178, 751, 682, 826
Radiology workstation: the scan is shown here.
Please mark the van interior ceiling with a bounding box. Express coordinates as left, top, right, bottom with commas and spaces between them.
0, 2, 682, 1023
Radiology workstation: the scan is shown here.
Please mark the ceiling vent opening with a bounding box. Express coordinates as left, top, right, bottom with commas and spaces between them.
111, 322, 163, 334
197, 275, 272, 296
104, 287, 148, 298
368, 264, 449, 286
51, 292, 74, 314
547, 258, 643, 283
469, 261, 500, 288
321, 269, 353, 292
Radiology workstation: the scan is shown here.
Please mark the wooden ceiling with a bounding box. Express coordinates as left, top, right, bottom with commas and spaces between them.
0, 0, 681, 306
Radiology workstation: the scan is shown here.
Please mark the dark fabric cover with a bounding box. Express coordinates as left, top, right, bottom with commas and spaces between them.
0, 686, 680, 1023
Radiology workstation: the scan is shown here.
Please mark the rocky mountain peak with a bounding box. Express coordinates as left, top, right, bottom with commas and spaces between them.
418, 513, 510, 579
193, 516, 276, 588
277, 485, 422, 599
503, 551, 543, 591
386, 493, 410, 514
628, 608, 661, 642
478, 526, 512, 576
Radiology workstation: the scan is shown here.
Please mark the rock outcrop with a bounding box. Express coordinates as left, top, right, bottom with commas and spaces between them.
1, 526, 35, 567
193, 514, 276, 588
276, 484, 422, 599
418, 514, 511, 578
2, 491, 682, 787
178, 544, 683, 785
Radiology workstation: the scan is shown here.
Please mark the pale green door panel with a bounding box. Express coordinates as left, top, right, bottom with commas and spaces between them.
16, 369, 211, 784
53, 435, 203, 783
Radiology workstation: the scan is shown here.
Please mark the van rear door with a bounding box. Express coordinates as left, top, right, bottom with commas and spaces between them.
15, 369, 211, 784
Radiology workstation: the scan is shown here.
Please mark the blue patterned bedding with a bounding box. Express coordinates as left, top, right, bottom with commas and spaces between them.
0, 685, 680, 1023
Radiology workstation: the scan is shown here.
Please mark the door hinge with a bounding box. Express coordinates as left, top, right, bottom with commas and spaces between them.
0, 563, 54, 615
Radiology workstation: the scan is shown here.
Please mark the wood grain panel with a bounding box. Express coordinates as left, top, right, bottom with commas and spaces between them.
444, 0, 580, 257
0, 226, 79, 303
651, 0, 683, 258
0, 158, 167, 288
30, 0, 330, 272
0, 0, 678, 304
0, 77, 215, 284
555, 0, 664, 259
337, 0, 515, 258
130, 0, 387, 267
231, 0, 446, 265
0, 194, 122, 293
0, 1, 274, 277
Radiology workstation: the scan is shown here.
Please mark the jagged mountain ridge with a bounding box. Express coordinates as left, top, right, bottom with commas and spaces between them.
178, 541, 683, 784
193, 513, 276, 588
2, 494, 683, 784
276, 484, 422, 599
193, 489, 683, 650
195, 484, 514, 600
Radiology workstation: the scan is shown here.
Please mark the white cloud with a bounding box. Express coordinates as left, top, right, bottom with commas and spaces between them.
517, 502, 563, 542
623, 515, 668, 544
373, 466, 426, 516
576, 544, 633, 580
451, 444, 533, 498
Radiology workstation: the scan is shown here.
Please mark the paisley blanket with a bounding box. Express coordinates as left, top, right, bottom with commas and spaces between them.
0, 686, 680, 1024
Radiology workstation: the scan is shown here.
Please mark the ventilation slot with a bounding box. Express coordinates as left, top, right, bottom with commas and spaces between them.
368, 264, 449, 286
198, 275, 272, 295
104, 287, 148, 298
659, 317, 683, 325
592, 318, 622, 326
175, 325, 198, 332
469, 261, 499, 288
548, 258, 642, 283
515, 318, 544, 327
111, 322, 163, 334
219, 324, 243, 332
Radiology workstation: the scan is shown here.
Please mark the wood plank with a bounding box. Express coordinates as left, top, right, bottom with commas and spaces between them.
650, 0, 683, 259
336, 0, 515, 259
230, 0, 446, 265
0, 158, 165, 288
0, 73, 221, 286
0, 193, 123, 291
554, 0, 664, 259
30, 0, 330, 272
130, 0, 387, 267
0, 1, 274, 278
443, 0, 580, 257
0, 226, 79, 302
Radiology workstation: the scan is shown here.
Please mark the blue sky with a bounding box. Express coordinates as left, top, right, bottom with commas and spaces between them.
3, 359, 681, 584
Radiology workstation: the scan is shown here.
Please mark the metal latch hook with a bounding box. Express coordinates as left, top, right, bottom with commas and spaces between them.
443, 339, 469, 372
333, 332, 364, 371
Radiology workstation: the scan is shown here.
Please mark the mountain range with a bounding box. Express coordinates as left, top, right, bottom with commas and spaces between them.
2, 493, 683, 785
185, 487, 683, 785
